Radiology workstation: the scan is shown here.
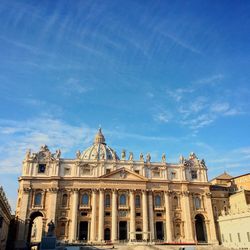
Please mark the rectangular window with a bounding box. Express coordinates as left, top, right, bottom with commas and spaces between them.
64, 167, 70, 175
156, 213, 162, 217
136, 213, 141, 217
134, 170, 140, 174
153, 171, 160, 177
238, 233, 241, 242
82, 168, 90, 175
191, 170, 197, 179
105, 212, 111, 216
38, 164, 46, 173
247, 232, 250, 242
171, 172, 176, 179
106, 169, 111, 174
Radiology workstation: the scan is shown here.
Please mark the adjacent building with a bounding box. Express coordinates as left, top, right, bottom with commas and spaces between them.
210, 172, 250, 249
15, 128, 218, 246
0, 186, 12, 250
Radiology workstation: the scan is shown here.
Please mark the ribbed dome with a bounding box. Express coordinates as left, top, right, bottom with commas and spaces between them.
80, 128, 119, 161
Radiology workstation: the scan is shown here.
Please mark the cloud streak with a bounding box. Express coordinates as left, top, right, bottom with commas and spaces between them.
0, 117, 94, 173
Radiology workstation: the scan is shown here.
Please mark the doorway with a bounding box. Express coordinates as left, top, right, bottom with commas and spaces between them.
195, 214, 207, 243
119, 221, 127, 240
79, 221, 88, 241
156, 221, 164, 240
104, 228, 111, 241
136, 228, 142, 241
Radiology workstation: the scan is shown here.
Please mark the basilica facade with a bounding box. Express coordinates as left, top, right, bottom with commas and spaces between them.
15, 129, 218, 245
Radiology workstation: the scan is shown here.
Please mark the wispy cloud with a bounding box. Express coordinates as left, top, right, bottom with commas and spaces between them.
160, 32, 201, 55
167, 87, 194, 102
154, 111, 172, 123
194, 74, 224, 85
60, 77, 92, 96
0, 117, 94, 173
0, 36, 53, 58
158, 74, 246, 130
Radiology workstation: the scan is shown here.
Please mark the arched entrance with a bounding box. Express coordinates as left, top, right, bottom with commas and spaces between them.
27, 211, 44, 243
136, 228, 142, 241
195, 214, 207, 243
104, 228, 111, 241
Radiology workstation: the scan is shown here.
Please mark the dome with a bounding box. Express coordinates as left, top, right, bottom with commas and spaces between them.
80, 128, 119, 161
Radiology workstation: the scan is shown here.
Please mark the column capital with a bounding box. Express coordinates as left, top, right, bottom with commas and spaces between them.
111, 189, 118, 194
48, 188, 59, 193
148, 190, 153, 195
205, 192, 212, 198
92, 189, 98, 194
23, 187, 31, 193
182, 191, 190, 197
164, 190, 171, 196
70, 188, 79, 193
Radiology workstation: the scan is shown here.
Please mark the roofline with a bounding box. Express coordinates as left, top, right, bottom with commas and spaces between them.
232, 173, 250, 179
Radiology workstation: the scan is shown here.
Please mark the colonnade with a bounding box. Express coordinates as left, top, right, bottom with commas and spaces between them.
69, 188, 175, 243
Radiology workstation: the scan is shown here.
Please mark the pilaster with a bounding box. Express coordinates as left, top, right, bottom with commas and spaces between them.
142, 190, 148, 240
129, 190, 136, 241
111, 189, 117, 242
164, 191, 172, 242
98, 189, 104, 241
69, 189, 79, 242
148, 191, 155, 241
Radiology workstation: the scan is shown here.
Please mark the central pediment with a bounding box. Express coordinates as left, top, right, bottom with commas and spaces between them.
99, 168, 147, 181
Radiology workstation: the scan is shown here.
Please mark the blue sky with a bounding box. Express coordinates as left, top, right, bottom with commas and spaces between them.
0, 0, 250, 211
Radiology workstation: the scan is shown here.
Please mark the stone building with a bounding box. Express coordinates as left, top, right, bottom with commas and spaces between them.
15, 128, 218, 246
210, 172, 250, 248
217, 190, 250, 249
0, 186, 12, 250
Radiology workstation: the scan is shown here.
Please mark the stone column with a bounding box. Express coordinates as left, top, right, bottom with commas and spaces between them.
98, 189, 104, 242
148, 191, 155, 241
47, 188, 58, 225
111, 189, 117, 242
70, 189, 79, 242
204, 192, 218, 244
90, 189, 97, 241
181, 191, 194, 243
129, 190, 136, 241
17, 188, 30, 241
142, 190, 148, 240
164, 191, 172, 242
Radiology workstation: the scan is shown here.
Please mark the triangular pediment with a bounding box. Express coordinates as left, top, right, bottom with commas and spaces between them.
99, 168, 147, 181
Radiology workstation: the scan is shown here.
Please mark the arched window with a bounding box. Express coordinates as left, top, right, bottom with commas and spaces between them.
105, 194, 111, 207
135, 195, 141, 208
195, 197, 201, 209
62, 194, 68, 206
60, 222, 66, 236
173, 196, 179, 209
82, 194, 89, 206
34, 193, 42, 206
155, 195, 161, 207
119, 194, 126, 206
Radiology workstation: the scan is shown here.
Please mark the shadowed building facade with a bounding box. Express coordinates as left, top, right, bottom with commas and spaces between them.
15, 129, 218, 245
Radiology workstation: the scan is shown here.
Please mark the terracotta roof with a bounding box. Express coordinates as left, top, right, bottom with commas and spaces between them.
210, 171, 233, 182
